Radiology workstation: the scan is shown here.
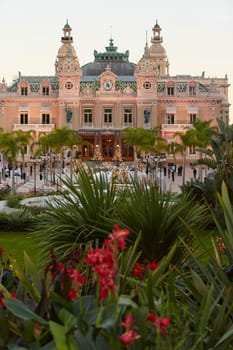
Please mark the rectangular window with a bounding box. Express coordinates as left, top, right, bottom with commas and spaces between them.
166, 114, 175, 124
189, 113, 196, 123
42, 87, 49, 96
21, 87, 28, 96
104, 108, 112, 123
42, 113, 50, 124
189, 86, 196, 96
20, 113, 28, 124
167, 86, 174, 96
124, 108, 132, 123
144, 109, 151, 124
84, 108, 92, 123
189, 145, 196, 154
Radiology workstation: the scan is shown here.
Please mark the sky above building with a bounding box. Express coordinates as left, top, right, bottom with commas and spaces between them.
1, 0, 233, 121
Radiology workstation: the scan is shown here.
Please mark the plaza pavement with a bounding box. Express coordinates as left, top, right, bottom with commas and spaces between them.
0, 164, 210, 211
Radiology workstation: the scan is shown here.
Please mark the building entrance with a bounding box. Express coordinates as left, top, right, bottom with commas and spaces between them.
101, 136, 114, 161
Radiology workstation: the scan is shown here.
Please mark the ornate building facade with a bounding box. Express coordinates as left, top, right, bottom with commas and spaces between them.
0, 21, 230, 164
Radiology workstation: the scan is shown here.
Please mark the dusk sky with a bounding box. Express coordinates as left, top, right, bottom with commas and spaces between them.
1, 0, 233, 121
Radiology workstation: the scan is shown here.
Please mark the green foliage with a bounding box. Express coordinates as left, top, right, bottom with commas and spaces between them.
116, 181, 209, 263
0, 209, 35, 231
190, 118, 233, 207
30, 166, 209, 268
6, 195, 21, 208
2, 168, 233, 348
2, 222, 233, 349
0, 187, 11, 200
30, 166, 122, 264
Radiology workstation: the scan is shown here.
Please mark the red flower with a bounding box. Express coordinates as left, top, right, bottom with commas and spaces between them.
68, 288, 77, 301
0, 299, 5, 308
133, 262, 146, 278
85, 226, 128, 300
133, 260, 159, 278
149, 261, 159, 270
119, 313, 140, 345
147, 313, 170, 336
67, 269, 88, 287
0, 290, 5, 308
110, 224, 129, 250
121, 313, 134, 330
119, 330, 141, 345
56, 263, 65, 274
0, 247, 4, 255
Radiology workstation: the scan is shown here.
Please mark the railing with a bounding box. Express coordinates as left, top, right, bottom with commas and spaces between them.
161, 123, 192, 130
82, 122, 94, 128
102, 123, 113, 129
122, 122, 133, 128
13, 123, 55, 132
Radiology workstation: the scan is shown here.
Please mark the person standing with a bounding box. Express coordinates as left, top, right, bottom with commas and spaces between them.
193, 168, 197, 179
171, 169, 175, 182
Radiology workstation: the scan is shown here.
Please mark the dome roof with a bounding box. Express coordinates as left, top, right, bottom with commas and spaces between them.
81, 61, 136, 76
57, 44, 78, 59
81, 38, 136, 77
150, 43, 166, 57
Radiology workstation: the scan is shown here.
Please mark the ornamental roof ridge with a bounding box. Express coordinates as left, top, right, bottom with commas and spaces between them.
93, 38, 129, 63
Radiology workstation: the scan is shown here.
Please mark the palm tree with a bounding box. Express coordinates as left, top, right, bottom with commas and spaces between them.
121, 127, 156, 177
30, 165, 209, 268
31, 133, 54, 185
193, 118, 233, 200
31, 165, 121, 264
188, 119, 216, 180
175, 119, 215, 185
174, 130, 194, 185
34, 127, 83, 185
0, 130, 32, 192
144, 135, 168, 187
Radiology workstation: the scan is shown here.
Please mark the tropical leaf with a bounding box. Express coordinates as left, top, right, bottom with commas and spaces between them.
4, 298, 47, 325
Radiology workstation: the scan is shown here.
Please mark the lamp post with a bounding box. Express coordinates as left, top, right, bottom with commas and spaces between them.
149, 153, 167, 192
158, 154, 167, 193
145, 153, 150, 176
30, 158, 37, 195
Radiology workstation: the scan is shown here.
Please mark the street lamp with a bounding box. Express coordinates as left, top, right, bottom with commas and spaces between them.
158, 154, 167, 193
149, 153, 167, 192
30, 158, 37, 195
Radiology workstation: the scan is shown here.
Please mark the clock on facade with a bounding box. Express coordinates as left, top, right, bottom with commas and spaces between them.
103, 81, 113, 90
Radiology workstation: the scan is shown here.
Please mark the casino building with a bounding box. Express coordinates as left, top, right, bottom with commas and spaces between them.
0, 20, 230, 164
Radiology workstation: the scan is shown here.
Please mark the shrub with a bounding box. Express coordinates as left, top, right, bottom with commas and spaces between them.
1, 220, 233, 349
6, 195, 21, 208
0, 209, 35, 231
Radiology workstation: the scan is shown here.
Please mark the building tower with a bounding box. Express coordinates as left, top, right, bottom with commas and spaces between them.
135, 20, 169, 128
55, 21, 82, 128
